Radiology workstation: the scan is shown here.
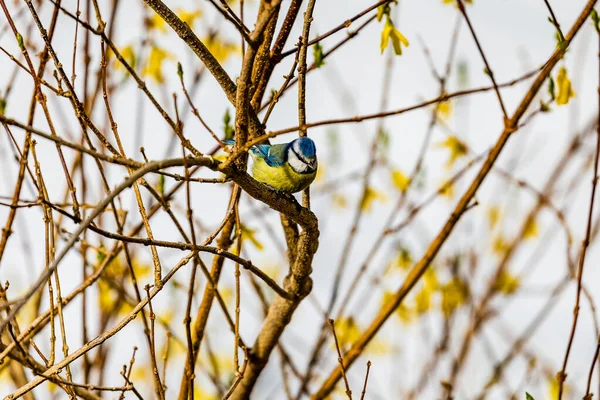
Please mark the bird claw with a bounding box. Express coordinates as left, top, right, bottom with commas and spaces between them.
272, 189, 303, 212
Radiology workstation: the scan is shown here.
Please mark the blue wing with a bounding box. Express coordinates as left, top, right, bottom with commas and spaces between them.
224, 140, 288, 167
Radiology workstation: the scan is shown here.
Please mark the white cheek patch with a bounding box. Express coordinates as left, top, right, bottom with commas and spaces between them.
288, 150, 310, 173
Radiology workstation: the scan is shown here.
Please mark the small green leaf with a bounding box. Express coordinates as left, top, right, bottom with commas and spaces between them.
525, 392, 535, 400
16, 33, 25, 51
377, 128, 390, 159
483, 67, 491, 77
0, 98, 6, 116
313, 42, 325, 68
223, 109, 234, 140
555, 31, 567, 51
158, 174, 165, 195
177, 62, 183, 78
97, 244, 107, 265
539, 100, 550, 113
548, 76, 555, 100
591, 9, 600, 33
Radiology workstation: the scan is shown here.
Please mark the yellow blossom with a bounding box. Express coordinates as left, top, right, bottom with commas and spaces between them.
548, 374, 569, 399
439, 180, 455, 199
556, 67, 575, 106
130, 366, 148, 381
391, 169, 410, 192
397, 302, 414, 324
240, 224, 264, 251
487, 205, 501, 229
492, 234, 511, 256
335, 317, 361, 348
382, 291, 414, 324
261, 263, 282, 283
144, 46, 175, 83
220, 287, 234, 305
98, 279, 117, 312
523, 217, 539, 239
316, 162, 326, 182
436, 100, 452, 120
332, 193, 348, 209
203, 36, 240, 64
424, 268, 438, 290
415, 285, 433, 314
148, 13, 167, 32
394, 247, 413, 270
443, 0, 473, 5
194, 386, 218, 400
361, 187, 388, 212
177, 8, 202, 27
157, 309, 176, 325
493, 271, 520, 295
380, 17, 409, 55
365, 338, 391, 355
437, 135, 468, 168
440, 277, 469, 316
114, 44, 136, 71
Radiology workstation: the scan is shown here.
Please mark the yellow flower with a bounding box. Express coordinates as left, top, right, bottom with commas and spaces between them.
382, 292, 414, 324
391, 169, 410, 192
523, 217, 539, 239
492, 234, 511, 256
437, 135, 468, 168
261, 263, 282, 283
315, 162, 326, 182
548, 374, 569, 399
414, 285, 433, 314
130, 366, 148, 381
332, 193, 348, 209
148, 13, 167, 32
203, 36, 240, 64
493, 271, 520, 295
440, 278, 469, 316
194, 386, 218, 400
397, 302, 414, 324
220, 287, 234, 305
394, 247, 413, 270
144, 46, 175, 83
487, 205, 501, 229
380, 17, 409, 55
240, 224, 264, 251
177, 8, 202, 27
157, 309, 176, 325
443, 0, 473, 5
436, 100, 452, 120
114, 44, 136, 71
439, 179, 455, 199
424, 268, 438, 290
360, 187, 388, 212
335, 317, 361, 348
556, 67, 575, 106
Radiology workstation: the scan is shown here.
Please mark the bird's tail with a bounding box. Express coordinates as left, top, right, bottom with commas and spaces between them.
223, 139, 260, 156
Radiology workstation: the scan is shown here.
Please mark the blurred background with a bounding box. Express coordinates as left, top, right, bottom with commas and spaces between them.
0, 0, 599, 398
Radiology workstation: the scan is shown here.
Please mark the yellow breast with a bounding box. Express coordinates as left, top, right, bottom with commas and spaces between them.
251, 157, 316, 193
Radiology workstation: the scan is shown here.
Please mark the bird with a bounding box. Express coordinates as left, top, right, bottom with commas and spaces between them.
224, 137, 318, 193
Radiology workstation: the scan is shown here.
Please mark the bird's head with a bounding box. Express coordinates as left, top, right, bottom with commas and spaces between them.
288, 137, 318, 173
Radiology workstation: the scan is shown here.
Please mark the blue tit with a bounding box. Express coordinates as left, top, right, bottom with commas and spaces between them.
225, 137, 318, 193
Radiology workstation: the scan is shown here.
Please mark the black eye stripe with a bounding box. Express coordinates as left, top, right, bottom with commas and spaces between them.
291, 148, 310, 164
